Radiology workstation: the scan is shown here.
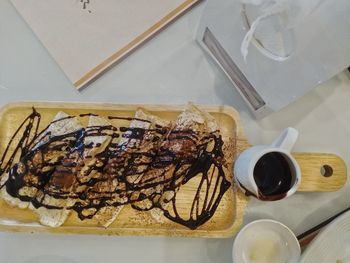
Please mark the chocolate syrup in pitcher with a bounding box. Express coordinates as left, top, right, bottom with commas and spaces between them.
253, 152, 293, 201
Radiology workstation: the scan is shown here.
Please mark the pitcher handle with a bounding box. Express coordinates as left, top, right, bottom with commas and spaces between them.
270, 127, 298, 152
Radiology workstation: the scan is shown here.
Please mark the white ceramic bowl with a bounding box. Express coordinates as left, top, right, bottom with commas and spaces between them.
232, 219, 301, 263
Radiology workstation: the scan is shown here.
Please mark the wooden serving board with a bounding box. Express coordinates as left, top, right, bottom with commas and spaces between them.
0, 102, 346, 238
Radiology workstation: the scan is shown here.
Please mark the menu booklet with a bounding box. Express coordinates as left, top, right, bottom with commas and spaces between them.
11, 0, 199, 89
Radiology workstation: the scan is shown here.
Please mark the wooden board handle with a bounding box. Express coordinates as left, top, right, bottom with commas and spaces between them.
293, 153, 347, 192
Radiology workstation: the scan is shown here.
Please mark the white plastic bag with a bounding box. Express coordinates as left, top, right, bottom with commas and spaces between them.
241, 0, 325, 61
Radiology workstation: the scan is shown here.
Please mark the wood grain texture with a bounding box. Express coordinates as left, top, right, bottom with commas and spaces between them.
238, 143, 347, 192
294, 153, 347, 192
0, 102, 346, 238
73, 0, 201, 89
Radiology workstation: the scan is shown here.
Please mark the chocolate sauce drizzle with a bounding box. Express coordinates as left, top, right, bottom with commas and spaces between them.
0, 108, 231, 229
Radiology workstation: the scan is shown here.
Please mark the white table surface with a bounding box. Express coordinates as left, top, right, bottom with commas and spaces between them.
1, 0, 350, 262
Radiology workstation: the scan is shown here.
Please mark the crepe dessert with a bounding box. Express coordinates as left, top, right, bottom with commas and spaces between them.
0, 104, 233, 229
